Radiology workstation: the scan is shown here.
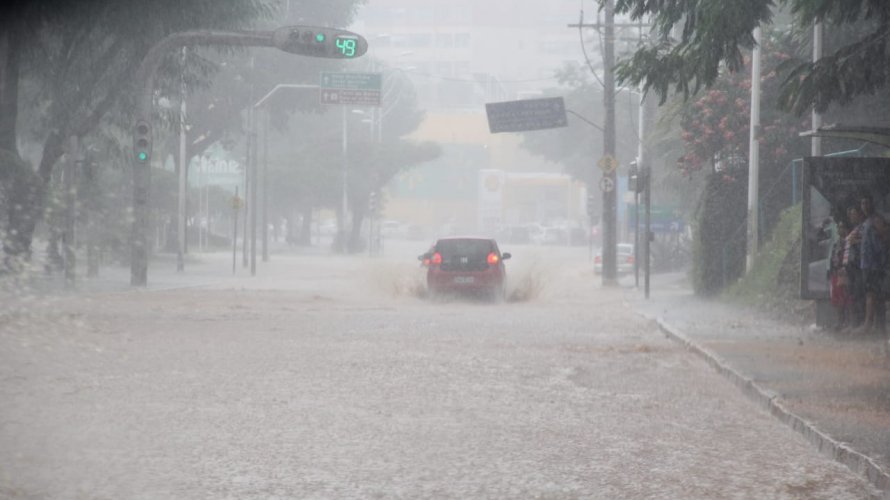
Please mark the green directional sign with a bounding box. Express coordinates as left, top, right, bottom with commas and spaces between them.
320, 72, 382, 106
321, 72, 382, 91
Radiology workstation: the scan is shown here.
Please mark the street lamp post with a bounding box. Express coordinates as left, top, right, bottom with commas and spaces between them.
252, 83, 319, 268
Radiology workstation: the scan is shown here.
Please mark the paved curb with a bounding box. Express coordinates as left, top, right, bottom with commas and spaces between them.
653, 316, 890, 499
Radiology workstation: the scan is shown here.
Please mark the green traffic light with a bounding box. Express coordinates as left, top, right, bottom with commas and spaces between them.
315, 33, 325, 43
138, 152, 148, 161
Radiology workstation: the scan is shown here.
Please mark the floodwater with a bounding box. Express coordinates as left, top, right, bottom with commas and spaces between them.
0, 243, 879, 498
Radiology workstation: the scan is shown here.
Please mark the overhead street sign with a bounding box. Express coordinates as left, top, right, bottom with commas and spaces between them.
485, 97, 568, 134
320, 72, 382, 106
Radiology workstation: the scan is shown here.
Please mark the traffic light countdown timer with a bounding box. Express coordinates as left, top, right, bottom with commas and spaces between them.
272, 26, 368, 59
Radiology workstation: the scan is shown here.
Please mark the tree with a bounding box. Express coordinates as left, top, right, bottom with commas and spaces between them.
0, 0, 272, 274
1, 0, 370, 274
611, 0, 890, 114
262, 66, 440, 252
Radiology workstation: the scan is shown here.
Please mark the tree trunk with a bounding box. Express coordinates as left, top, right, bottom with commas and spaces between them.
1, 152, 42, 274
0, 26, 19, 155
349, 207, 365, 253
299, 205, 312, 245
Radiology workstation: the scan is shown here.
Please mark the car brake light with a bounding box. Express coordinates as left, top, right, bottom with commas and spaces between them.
431, 252, 442, 265
487, 252, 500, 265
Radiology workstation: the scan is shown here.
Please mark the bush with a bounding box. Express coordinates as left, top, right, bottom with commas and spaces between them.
691, 172, 748, 295
726, 203, 803, 311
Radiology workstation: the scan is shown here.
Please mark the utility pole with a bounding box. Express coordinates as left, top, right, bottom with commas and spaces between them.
602, 0, 618, 286
262, 108, 269, 263
242, 116, 250, 269
746, 26, 762, 274
232, 186, 240, 274
568, 0, 619, 286
177, 47, 187, 273
811, 22, 823, 157
339, 105, 349, 253
249, 72, 258, 277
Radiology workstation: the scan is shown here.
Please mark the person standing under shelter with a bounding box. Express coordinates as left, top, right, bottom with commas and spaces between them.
829, 220, 851, 330
844, 205, 865, 331
857, 195, 887, 334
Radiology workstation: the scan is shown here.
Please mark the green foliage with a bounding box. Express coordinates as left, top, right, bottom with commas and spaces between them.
612, 0, 773, 103
726, 203, 803, 311
2, 0, 367, 268
611, 0, 890, 114
676, 32, 810, 175
691, 171, 747, 295
0, 150, 41, 271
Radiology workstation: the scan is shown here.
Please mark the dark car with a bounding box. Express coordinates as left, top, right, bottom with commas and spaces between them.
419, 237, 511, 300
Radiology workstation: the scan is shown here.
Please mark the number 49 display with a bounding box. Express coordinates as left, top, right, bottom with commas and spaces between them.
336, 37, 357, 57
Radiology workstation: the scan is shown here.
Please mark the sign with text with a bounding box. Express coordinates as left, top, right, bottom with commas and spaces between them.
485, 97, 568, 134
319, 88, 381, 106
320, 72, 382, 106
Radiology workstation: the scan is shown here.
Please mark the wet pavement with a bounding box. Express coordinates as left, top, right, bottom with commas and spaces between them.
630, 272, 890, 497
0, 245, 886, 498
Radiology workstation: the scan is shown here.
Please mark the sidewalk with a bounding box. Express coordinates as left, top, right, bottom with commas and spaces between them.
629, 273, 890, 497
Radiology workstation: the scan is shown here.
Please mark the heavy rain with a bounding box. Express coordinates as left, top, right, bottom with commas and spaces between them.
1, 0, 889, 498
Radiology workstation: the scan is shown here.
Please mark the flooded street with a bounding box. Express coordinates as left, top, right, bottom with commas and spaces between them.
0, 246, 879, 499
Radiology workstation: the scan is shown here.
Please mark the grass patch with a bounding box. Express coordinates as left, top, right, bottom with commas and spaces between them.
725, 204, 808, 317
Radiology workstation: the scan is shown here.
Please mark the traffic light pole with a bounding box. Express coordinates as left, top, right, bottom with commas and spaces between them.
601, 0, 618, 286
130, 26, 368, 285
131, 30, 275, 286
177, 47, 188, 273
252, 84, 320, 263
644, 165, 651, 299
340, 105, 349, 253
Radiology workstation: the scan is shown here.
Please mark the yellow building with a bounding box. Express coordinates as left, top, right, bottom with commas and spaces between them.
385, 110, 584, 238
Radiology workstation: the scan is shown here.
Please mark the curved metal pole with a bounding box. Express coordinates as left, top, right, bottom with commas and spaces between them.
131, 30, 274, 286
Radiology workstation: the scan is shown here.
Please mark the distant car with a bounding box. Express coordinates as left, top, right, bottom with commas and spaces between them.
542, 227, 568, 246
419, 237, 511, 300
381, 220, 407, 239
499, 225, 532, 244
594, 243, 635, 275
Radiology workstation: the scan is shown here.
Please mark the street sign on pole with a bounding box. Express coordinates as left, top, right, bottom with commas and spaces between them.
598, 155, 619, 174
485, 97, 568, 134
320, 72, 382, 106
320, 88, 381, 106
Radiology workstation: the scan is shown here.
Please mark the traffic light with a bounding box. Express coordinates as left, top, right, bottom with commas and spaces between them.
273, 26, 368, 59
133, 120, 151, 164
628, 163, 639, 193
368, 191, 378, 215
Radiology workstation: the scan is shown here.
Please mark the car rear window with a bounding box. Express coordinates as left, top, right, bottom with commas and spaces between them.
436, 239, 494, 258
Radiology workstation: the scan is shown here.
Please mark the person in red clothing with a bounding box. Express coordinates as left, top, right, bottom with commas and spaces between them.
844, 206, 865, 331
829, 220, 851, 330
